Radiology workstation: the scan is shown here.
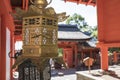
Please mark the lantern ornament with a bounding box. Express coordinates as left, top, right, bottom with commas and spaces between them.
12, 0, 69, 80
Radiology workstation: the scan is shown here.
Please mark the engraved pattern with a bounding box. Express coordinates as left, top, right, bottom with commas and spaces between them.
43, 28, 47, 34
52, 29, 57, 44
43, 37, 47, 44
24, 28, 29, 45
43, 28, 47, 45
34, 28, 40, 44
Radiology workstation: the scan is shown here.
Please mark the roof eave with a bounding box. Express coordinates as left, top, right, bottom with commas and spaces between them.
58, 37, 91, 42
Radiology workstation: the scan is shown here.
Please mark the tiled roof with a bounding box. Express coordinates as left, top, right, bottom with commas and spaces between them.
58, 24, 79, 32
58, 24, 91, 41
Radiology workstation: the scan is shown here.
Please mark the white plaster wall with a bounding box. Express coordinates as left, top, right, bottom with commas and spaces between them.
6, 28, 10, 80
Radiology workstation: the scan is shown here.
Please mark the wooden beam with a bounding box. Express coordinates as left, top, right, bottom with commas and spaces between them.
15, 29, 22, 31
87, 0, 92, 5
65, 0, 96, 6
78, 0, 82, 3
65, 0, 79, 3
97, 42, 120, 48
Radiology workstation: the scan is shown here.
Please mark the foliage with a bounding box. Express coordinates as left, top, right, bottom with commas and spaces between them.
65, 13, 98, 40
89, 26, 98, 40
66, 13, 88, 31
58, 48, 63, 57
108, 47, 120, 53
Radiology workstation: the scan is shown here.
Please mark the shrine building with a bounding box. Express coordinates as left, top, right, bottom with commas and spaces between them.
58, 24, 100, 68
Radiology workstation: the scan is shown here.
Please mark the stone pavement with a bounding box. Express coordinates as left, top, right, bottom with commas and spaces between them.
76, 64, 120, 80
51, 68, 76, 80
51, 74, 76, 80
51, 64, 120, 80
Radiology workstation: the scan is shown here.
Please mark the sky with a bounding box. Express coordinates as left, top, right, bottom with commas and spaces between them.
48, 0, 97, 26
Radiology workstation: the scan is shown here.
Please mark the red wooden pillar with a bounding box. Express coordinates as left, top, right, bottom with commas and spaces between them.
22, 0, 25, 9
97, 0, 120, 70
23, 0, 29, 10
113, 51, 117, 64
96, 0, 108, 71
0, 14, 2, 80
74, 45, 78, 67
63, 48, 73, 68
25, 0, 29, 10
98, 43, 108, 70
0, 15, 6, 80
0, 14, 14, 80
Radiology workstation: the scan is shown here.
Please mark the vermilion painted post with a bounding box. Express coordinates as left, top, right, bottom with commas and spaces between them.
0, 14, 2, 80
1, 15, 6, 80
22, 0, 25, 9
96, 0, 108, 71
113, 51, 117, 64
100, 45, 108, 70
63, 48, 73, 68
74, 45, 78, 67
25, 0, 29, 11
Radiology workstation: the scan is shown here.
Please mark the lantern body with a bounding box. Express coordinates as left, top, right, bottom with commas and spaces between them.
22, 16, 58, 57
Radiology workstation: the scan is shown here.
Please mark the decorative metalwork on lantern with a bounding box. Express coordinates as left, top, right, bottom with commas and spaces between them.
12, 0, 69, 80
22, 16, 58, 57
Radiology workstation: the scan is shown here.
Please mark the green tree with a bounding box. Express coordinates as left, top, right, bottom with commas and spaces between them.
89, 26, 98, 40
66, 13, 88, 32
108, 47, 120, 53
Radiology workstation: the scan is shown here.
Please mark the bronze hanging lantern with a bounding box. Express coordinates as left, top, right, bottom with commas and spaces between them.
12, 0, 69, 79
